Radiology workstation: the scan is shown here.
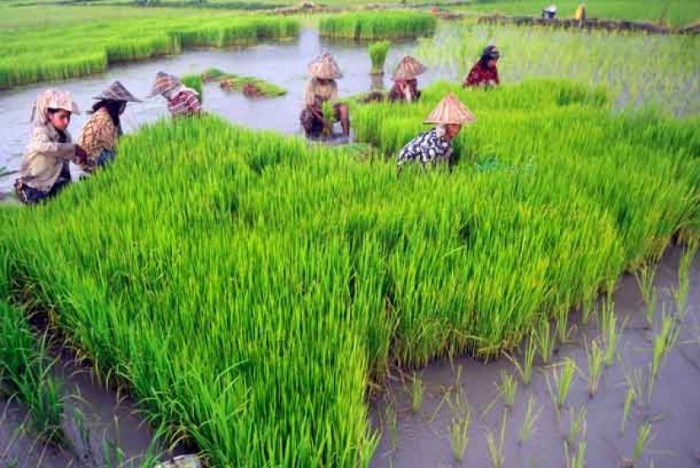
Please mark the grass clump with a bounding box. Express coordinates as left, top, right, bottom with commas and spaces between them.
181, 74, 203, 103
368, 40, 391, 75
320, 12, 436, 40
201, 67, 286, 97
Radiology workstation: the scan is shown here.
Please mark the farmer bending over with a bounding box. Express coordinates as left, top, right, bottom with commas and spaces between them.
299, 53, 350, 140
397, 93, 476, 172
77, 81, 141, 173
464, 45, 501, 88
149, 71, 202, 118
14, 89, 88, 205
388, 56, 427, 103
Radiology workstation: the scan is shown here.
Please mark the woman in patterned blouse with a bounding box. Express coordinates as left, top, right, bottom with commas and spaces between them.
77, 81, 140, 173
463, 45, 501, 88
397, 93, 476, 172
149, 71, 203, 119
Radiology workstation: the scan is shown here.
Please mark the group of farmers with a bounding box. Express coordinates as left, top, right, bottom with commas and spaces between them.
13, 45, 501, 205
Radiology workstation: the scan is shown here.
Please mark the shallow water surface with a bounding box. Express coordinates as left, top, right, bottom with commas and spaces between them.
0, 28, 442, 193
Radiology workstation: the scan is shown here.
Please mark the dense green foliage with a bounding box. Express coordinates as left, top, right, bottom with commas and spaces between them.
181, 74, 204, 102
319, 11, 437, 40
368, 40, 391, 74
0, 13, 299, 88
1, 78, 698, 464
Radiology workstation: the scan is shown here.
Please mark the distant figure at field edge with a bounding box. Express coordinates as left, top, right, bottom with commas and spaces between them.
396, 93, 476, 172
388, 56, 427, 103
464, 45, 501, 88
77, 81, 141, 173
149, 71, 202, 118
300, 53, 350, 140
575, 3, 586, 25
14, 89, 88, 205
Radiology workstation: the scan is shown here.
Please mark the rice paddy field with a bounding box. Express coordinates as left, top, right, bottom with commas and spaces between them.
1, 1, 700, 467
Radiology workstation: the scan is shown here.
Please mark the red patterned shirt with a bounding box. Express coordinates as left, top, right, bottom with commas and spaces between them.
464, 62, 500, 87
167, 89, 202, 117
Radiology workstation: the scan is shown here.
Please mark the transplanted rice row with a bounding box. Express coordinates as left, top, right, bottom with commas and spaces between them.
0, 78, 698, 465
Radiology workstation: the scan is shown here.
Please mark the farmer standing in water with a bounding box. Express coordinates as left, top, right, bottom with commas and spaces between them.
14, 89, 88, 204
300, 53, 350, 140
464, 45, 501, 88
149, 71, 202, 118
388, 56, 427, 103
396, 93, 476, 172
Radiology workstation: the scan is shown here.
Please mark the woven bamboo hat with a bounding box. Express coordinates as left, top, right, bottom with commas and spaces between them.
148, 71, 181, 98
392, 56, 427, 80
424, 93, 476, 125
94, 81, 141, 102
308, 53, 343, 80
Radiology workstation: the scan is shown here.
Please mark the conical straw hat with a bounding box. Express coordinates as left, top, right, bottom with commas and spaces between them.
308, 53, 343, 80
424, 93, 476, 125
94, 81, 142, 102
392, 56, 427, 80
148, 71, 181, 98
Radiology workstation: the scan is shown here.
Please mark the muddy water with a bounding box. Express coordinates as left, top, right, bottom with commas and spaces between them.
0, 28, 442, 193
370, 246, 700, 468
0, 354, 186, 467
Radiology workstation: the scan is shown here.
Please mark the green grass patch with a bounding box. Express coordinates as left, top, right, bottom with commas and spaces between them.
181, 73, 204, 102
0, 12, 299, 89
201, 67, 286, 97
319, 11, 437, 40
368, 40, 391, 74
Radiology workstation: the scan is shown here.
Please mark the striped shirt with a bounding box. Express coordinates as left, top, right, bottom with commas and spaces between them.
167, 89, 202, 117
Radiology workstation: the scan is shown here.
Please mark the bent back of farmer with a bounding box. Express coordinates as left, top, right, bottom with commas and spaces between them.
464, 45, 501, 88
77, 81, 140, 173
300, 53, 350, 140
149, 71, 202, 118
14, 89, 87, 205
388, 56, 427, 103
397, 93, 476, 172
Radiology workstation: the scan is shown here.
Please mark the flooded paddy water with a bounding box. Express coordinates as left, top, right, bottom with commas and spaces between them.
370, 246, 700, 468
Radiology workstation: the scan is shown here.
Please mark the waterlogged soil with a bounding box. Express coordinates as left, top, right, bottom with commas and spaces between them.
0, 355, 186, 467
0, 28, 440, 193
370, 245, 700, 468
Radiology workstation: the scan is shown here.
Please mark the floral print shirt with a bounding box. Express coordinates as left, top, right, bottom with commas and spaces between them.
397, 127, 453, 167
464, 62, 500, 87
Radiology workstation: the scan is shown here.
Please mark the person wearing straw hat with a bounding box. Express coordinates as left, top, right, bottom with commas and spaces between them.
77, 81, 140, 173
397, 93, 476, 172
464, 45, 501, 88
14, 89, 88, 205
149, 71, 202, 118
388, 56, 427, 103
300, 53, 350, 140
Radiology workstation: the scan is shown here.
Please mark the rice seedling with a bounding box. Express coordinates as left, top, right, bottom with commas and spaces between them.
535, 320, 555, 364
585, 340, 604, 397
495, 370, 518, 408
620, 386, 636, 435
201, 68, 286, 97
384, 401, 399, 451
649, 310, 681, 396
449, 411, 471, 462
674, 242, 697, 319
547, 359, 577, 418
555, 307, 573, 343
566, 405, 587, 448
368, 41, 391, 75
632, 422, 653, 463
564, 440, 586, 468
518, 394, 541, 444
486, 411, 508, 468
319, 12, 436, 40
635, 265, 658, 327
410, 373, 424, 414
600, 309, 619, 368
507, 335, 536, 386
